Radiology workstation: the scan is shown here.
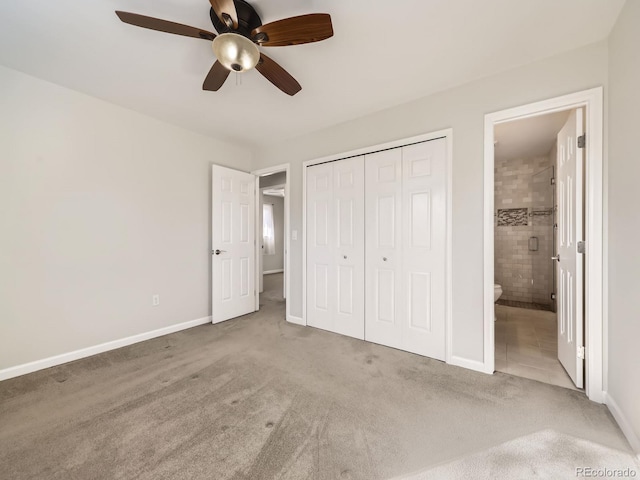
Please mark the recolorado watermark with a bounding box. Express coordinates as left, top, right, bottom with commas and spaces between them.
576, 467, 637, 478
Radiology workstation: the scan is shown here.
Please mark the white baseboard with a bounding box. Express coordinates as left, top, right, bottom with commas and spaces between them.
449, 355, 493, 374
263, 269, 284, 274
0, 316, 212, 382
605, 392, 640, 460
286, 314, 305, 326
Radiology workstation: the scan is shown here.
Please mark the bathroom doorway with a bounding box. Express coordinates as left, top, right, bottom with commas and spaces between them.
493, 109, 575, 388
483, 88, 605, 401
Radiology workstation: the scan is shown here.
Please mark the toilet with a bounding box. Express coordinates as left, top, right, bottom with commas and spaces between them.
494, 284, 503, 321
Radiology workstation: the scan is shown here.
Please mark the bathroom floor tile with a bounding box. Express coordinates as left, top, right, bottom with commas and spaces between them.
504, 363, 550, 384
494, 305, 579, 391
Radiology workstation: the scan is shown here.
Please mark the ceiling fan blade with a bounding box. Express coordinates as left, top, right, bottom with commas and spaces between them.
115, 11, 216, 41
255, 54, 301, 96
252, 14, 333, 47
209, 0, 239, 30
203, 61, 231, 91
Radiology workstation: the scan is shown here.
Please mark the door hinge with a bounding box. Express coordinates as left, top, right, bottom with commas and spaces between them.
577, 346, 585, 360
550, 292, 556, 300
577, 241, 586, 254
550, 177, 555, 185
577, 134, 586, 148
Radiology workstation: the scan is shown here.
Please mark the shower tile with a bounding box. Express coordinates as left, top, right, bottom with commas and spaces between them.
495, 153, 556, 305
497, 208, 529, 226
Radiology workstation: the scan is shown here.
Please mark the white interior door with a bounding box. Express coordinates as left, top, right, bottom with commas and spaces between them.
365, 139, 447, 360
364, 148, 403, 349
211, 165, 256, 324
333, 157, 365, 338
556, 108, 584, 388
306, 162, 334, 333
306, 157, 365, 339
401, 140, 447, 359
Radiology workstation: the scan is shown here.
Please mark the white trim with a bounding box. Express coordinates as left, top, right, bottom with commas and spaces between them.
445, 133, 454, 366
262, 183, 286, 198
286, 314, 305, 326
302, 164, 308, 326
263, 269, 284, 274
0, 316, 212, 381
252, 163, 291, 321
302, 129, 453, 361
605, 392, 640, 459
449, 355, 492, 374
483, 87, 605, 402
302, 130, 453, 167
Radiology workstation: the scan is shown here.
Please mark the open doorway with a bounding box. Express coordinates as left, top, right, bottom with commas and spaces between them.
484, 88, 605, 403
493, 109, 581, 390
253, 165, 289, 317
260, 178, 285, 302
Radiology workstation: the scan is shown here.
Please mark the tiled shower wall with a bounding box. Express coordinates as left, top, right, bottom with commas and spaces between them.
495, 153, 555, 307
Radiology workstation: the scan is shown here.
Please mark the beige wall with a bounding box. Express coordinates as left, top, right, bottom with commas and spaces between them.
253, 41, 608, 363
0, 66, 252, 369
607, 0, 640, 452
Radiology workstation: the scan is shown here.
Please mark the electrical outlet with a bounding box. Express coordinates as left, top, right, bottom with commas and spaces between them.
152, 294, 160, 306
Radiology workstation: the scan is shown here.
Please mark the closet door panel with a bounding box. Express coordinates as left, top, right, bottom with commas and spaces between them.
402, 139, 446, 359
306, 163, 335, 332
333, 156, 365, 339
365, 148, 403, 349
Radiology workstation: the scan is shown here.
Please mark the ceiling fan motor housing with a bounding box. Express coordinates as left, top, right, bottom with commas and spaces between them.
209, 0, 262, 39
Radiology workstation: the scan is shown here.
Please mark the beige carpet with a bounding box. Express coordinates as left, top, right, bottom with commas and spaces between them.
397, 430, 639, 480
0, 275, 634, 479
260, 272, 285, 303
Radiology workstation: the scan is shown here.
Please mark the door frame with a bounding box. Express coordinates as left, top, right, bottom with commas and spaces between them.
483, 87, 604, 402
302, 129, 454, 363
252, 164, 291, 320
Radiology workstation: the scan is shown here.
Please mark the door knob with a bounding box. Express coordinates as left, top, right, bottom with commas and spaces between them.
551, 255, 560, 262
383, 257, 388, 262
213, 249, 227, 255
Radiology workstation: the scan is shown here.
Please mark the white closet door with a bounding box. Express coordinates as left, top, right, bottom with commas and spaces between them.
333, 157, 365, 339
365, 139, 447, 360
401, 140, 447, 359
365, 148, 404, 349
306, 157, 365, 339
306, 162, 334, 333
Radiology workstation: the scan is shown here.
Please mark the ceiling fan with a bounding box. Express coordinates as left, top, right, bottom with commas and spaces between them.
115, 0, 334, 96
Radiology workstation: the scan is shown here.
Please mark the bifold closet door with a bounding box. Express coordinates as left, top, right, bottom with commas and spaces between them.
364, 148, 403, 348
365, 139, 447, 360
306, 156, 365, 339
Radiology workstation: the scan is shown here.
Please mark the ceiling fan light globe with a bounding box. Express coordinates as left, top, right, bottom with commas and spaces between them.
212, 33, 260, 72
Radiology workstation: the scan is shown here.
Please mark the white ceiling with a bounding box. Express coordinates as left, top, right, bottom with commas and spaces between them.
494, 110, 571, 161
0, 0, 624, 149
